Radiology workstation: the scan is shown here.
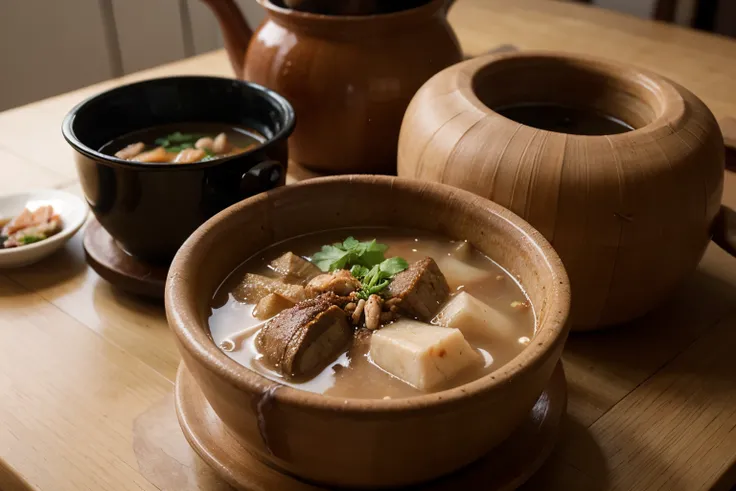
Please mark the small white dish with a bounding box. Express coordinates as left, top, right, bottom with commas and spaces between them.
0, 189, 88, 268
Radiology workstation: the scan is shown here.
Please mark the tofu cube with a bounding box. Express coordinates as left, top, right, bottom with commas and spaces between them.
433, 291, 516, 343
369, 320, 480, 390
436, 256, 491, 289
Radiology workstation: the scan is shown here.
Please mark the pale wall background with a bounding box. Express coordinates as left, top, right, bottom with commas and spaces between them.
0, 0, 702, 111
0, 0, 265, 111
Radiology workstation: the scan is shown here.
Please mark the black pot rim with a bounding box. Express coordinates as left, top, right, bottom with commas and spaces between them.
61, 76, 296, 171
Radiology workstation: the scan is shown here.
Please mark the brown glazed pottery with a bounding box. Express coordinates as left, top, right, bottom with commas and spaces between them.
165, 175, 570, 488
398, 51, 728, 330
201, 0, 463, 174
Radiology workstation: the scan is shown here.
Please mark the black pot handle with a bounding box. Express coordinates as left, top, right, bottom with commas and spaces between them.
239, 160, 285, 197
713, 205, 736, 257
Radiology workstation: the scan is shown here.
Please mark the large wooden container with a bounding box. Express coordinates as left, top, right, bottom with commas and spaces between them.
398, 52, 725, 330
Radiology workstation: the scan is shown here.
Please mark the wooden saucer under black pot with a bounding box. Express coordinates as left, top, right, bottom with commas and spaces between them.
83, 217, 168, 298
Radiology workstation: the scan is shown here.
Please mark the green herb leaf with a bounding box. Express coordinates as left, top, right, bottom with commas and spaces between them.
312, 244, 351, 272
154, 137, 170, 147
166, 132, 201, 143
166, 142, 195, 152
355, 239, 387, 267
350, 264, 370, 279
379, 256, 409, 276
311, 237, 389, 272
310, 237, 408, 299
342, 237, 360, 250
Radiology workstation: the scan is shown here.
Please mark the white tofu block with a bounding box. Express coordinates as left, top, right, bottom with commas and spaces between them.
433, 291, 516, 343
436, 256, 491, 289
369, 320, 480, 390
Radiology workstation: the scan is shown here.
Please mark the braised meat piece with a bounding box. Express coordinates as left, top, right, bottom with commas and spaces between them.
306, 270, 361, 297
386, 257, 450, 321
233, 273, 306, 304
269, 252, 321, 281
252, 293, 295, 320
257, 294, 352, 379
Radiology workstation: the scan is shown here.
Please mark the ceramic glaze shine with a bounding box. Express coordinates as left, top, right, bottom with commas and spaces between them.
209, 228, 535, 399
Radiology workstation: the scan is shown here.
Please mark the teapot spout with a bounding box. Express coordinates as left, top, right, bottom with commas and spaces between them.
201, 0, 253, 78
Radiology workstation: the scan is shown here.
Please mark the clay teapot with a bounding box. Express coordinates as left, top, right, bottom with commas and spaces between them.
201, 0, 462, 174
398, 51, 736, 330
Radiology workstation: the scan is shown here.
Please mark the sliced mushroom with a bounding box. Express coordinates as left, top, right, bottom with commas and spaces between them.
306, 270, 361, 297
174, 148, 206, 163
115, 142, 145, 160
134, 146, 175, 163
364, 294, 383, 330
213, 132, 231, 154
352, 298, 366, 325
195, 137, 215, 151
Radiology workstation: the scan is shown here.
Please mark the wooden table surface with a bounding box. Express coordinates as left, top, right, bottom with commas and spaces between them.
1, 1, 736, 490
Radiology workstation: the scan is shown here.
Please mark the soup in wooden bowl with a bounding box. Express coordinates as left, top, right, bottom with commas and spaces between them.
165, 175, 570, 488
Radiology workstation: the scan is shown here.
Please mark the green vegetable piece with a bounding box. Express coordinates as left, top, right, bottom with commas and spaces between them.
18, 235, 44, 245
167, 132, 200, 143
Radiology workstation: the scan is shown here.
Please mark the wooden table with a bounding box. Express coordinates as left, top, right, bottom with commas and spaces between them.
1, 1, 735, 490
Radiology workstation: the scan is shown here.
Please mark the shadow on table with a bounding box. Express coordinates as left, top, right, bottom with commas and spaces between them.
521, 415, 609, 491
564, 261, 736, 388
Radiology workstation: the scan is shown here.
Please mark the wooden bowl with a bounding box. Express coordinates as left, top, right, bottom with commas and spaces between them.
165, 175, 570, 488
398, 52, 725, 330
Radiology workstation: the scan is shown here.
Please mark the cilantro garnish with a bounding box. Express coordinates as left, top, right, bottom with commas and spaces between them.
311, 237, 408, 299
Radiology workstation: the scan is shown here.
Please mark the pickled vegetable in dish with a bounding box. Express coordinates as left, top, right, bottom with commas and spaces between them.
209, 229, 535, 399
100, 122, 265, 164
0, 205, 62, 249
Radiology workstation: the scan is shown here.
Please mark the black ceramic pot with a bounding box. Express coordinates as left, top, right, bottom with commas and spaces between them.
62, 76, 295, 263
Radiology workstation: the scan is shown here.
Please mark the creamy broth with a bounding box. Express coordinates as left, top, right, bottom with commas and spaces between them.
209, 229, 535, 399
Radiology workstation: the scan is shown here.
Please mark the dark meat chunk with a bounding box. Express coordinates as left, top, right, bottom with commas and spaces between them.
256, 295, 352, 379
306, 270, 361, 297
233, 273, 306, 304
386, 257, 450, 321
269, 252, 321, 281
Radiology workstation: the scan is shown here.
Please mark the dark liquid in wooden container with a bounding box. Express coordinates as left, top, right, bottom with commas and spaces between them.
495, 103, 634, 136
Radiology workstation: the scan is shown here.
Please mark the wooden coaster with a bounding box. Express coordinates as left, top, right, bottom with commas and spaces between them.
83, 217, 168, 298
175, 363, 567, 491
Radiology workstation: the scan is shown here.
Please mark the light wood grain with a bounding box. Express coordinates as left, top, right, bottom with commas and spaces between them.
398, 51, 725, 329
0, 1, 735, 490
449, 0, 736, 127
0, 276, 171, 491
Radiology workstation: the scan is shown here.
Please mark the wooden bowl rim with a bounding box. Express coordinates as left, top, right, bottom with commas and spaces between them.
165, 175, 571, 413
456, 50, 687, 140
